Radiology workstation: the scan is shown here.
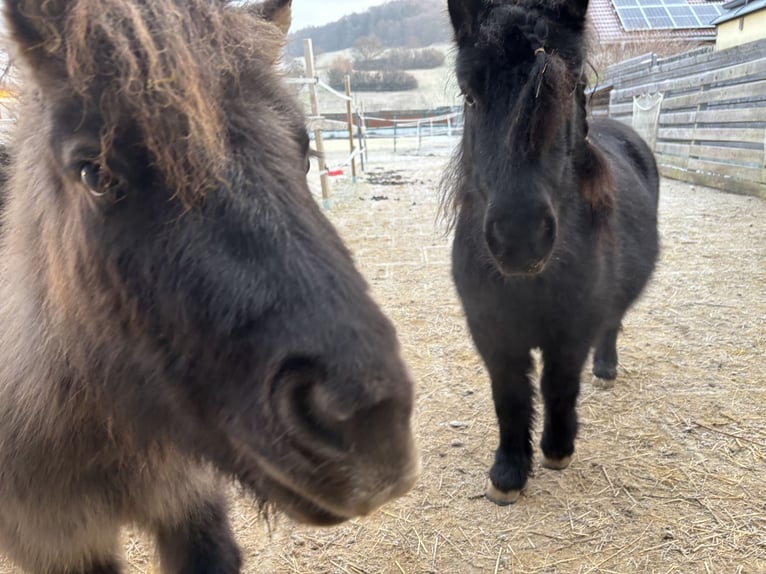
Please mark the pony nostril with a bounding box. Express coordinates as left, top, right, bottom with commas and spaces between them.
538, 214, 556, 246
486, 218, 510, 255
273, 357, 354, 452
292, 383, 351, 451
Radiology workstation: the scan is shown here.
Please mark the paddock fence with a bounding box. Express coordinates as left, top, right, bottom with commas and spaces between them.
590, 38, 766, 199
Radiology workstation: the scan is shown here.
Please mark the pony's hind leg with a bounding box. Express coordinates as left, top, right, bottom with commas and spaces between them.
155, 495, 241, 574
485, 353, 536, 506
539, 341, 591, 470
592, 324, 620, 386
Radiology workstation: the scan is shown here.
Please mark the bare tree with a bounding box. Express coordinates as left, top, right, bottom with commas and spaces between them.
326, 57, 353, 89
352, 35, 385, 64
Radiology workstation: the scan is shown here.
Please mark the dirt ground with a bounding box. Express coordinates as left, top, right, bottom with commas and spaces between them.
1, 138, 764, 573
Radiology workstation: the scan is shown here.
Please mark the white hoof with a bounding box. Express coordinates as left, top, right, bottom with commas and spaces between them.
485, 482, 521, 505
591, 375, 615, 390
541, 455, 572, 470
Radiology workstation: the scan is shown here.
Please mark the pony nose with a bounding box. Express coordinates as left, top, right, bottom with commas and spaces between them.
485, 210, 556, 274
268, 355, 418, 519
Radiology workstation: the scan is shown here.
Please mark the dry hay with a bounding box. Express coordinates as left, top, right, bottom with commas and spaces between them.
1, 142, 764, 573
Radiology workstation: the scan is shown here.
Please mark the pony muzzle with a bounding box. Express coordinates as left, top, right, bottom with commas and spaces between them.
484, 208, 557, 275
268, 356, 419, 520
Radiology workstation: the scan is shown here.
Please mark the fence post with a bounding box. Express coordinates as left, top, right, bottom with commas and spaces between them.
417, 120, 422, 151
303, 39, 330, 208
361, 102, 369, 165
356, 111, 365, 172
344, 75, 357, 182
393, 113, 397, 153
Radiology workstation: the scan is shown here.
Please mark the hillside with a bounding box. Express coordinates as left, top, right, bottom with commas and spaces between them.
287, 0, 451, 57
287, 44, 459, 115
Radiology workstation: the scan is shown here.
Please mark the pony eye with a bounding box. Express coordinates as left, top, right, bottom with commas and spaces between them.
80, 162, 103, 195
464, 93, 477, 108
79, 161, 125, 202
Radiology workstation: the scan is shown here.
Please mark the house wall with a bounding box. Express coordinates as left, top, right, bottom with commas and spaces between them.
716, 9, 766, 50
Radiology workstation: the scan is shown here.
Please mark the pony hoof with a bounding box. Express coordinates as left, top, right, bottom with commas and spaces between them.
591, 375, 615, 390
485, 482, 521, 505
541, 455, 572, 470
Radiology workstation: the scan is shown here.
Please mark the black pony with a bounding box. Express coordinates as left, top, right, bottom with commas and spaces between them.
444, 0, 659, 504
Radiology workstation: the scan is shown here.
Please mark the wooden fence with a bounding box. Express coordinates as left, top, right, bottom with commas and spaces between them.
590, 38, 766, 199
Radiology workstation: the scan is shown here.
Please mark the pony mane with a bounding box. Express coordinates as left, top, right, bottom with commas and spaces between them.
507, 49, 572, 162
30, 0, 284, 206
574, 82, 615, 221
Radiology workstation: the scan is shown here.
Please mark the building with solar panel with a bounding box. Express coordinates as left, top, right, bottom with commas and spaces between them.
588, 0, 727, 67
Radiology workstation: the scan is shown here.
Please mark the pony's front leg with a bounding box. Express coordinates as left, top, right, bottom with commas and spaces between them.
58, 558, 121, 574
74, 561, 121, 574
155, 496, 241, 574
539, 342, 591, 469
484, 353, 536, 505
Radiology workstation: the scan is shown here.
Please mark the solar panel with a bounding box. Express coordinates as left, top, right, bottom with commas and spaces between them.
668, 5, 699, 26
667, 5, 695, 17
693, 4, 725, 25
644, 6, 669, 17
647, 14, 675, 28
611, 0, 726, 31
618, 6, 649, 30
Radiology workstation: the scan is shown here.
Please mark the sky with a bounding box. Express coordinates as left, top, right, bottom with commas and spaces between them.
291, 0, 392, 31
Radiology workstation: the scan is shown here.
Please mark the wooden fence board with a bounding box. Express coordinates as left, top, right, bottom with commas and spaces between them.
659, 80, 766, 111
689, 145, 764, 166
660, 111, 697, 126
656, 142, 691, 157
687, 158, 765, 184
695, 107, 766, 125
657, 127, 764, 145
652, 58, 766, 94
657, 154, 690, 170
655, 142, 764, 168
607, 40, 766, 89
660, 165, 766, 199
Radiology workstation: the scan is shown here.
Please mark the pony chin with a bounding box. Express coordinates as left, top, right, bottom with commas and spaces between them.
492, 253, 552, 278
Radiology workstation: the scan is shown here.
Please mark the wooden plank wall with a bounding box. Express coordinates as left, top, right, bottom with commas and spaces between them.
598, 39, 766, 199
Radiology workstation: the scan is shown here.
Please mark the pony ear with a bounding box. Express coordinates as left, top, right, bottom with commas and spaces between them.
448, 0, 484, 44
559, 0, 591, 25
3, 0, 68, 69
253, 0, 292, 35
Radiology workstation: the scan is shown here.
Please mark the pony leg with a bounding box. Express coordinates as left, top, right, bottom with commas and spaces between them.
539, 343, 590, 469
155, 495, 241, 574
485, 354, 536, 505
592, 324, 620, 384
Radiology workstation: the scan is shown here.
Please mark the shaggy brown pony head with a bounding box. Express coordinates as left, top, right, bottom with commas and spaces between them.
2, 0, 418, 528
